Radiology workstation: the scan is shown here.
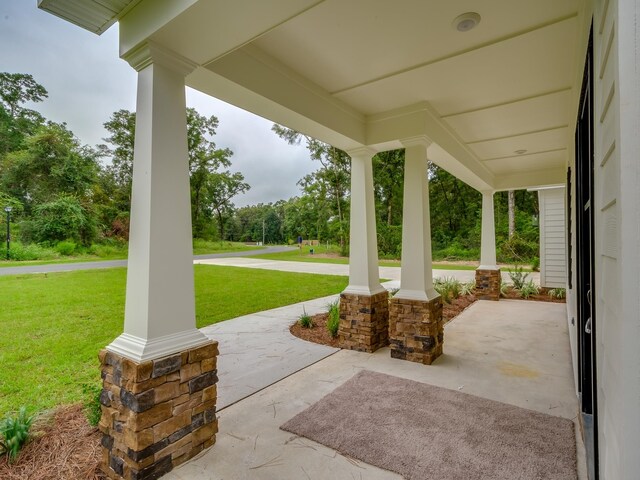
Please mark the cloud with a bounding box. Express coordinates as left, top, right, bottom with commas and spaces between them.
0, 1, 317, 206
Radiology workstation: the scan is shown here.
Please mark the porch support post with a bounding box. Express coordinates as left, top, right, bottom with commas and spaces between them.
338, 147, 388, 353
389, 136, 443, 365
99, 43, 218, 480
476, 191, 501, 300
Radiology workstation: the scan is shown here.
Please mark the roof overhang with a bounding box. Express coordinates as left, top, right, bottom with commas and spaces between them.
37, 0, 142, 35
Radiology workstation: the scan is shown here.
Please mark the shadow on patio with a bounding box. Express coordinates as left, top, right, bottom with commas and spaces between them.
165, 299, 585, 480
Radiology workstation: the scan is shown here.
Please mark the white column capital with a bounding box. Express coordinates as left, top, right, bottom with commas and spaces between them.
400, 134, 432, 149
346, 146, 378, 159
123, 41, 198, 75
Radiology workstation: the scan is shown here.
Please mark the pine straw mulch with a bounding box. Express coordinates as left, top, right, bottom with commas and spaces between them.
0, 404, 104, 480
291, 289, 566, 347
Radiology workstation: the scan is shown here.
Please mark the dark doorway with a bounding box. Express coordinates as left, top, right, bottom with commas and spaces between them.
574, 26, 598, 479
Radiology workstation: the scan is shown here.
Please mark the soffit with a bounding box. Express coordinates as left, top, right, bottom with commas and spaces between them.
38, 0, 139, 35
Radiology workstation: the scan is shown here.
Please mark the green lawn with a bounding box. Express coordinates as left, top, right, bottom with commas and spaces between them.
0, 241, 261, 268
249, 245, 479, 271
0, 265, 347, 416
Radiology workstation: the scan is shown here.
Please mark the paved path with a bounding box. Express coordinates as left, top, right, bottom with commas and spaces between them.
0, 245, 296, 276
196, 256, 541, 285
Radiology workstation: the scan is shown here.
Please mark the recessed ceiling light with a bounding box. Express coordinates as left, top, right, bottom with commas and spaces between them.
453, 12, 481, 32
515, 149, 527, 155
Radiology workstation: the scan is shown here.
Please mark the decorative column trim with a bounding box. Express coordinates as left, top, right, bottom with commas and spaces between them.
107, 330, 211, 364
123, 41, 198, 75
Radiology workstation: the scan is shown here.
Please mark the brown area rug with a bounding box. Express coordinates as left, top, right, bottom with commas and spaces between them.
281, 370, 577, 480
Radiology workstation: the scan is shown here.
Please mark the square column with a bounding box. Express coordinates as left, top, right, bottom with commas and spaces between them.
339, 147, 388, 353
389, 136, 443, 365
100, 43, 216, 480
476, 191, 501, 301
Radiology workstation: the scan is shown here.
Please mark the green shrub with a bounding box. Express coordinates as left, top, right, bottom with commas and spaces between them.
460, 281, 475, 296
6, 241, 58, 261
508, 265, 530, 290
499, 233, 538, 263
519, 280, 540, 299
531, 257, 540, 272
298, 307, 314, 328
0, 407, 34, 461
549, 287, 566, 299
31, 195, 96, 245
82, 383, 103, 427
326, 300, 340, 338
56, 240, 77, 256
500, 282, 511, 298
434, 277, 462, 304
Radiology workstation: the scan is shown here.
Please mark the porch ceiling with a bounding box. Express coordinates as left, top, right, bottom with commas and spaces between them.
42, 0, 587, 191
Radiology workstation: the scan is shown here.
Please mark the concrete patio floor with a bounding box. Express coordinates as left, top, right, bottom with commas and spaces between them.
166, 298, 585, 480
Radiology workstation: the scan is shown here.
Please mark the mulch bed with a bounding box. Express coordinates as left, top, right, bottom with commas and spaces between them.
0, 404, 104, 480
291, 289, 565, 347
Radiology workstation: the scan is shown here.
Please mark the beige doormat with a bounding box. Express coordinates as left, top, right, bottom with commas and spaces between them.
281, 370, 577, 480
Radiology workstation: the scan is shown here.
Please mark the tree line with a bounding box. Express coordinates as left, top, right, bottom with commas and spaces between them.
0, 72, 539, 263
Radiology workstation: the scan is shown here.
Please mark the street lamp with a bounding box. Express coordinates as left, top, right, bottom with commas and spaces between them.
4, 206, 12, 260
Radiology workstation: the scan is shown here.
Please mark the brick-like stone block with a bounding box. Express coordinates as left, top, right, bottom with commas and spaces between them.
389, 296, 443, 365
475, 268, 501, 301
338, 290, 389, 353
98, 340, 219, 480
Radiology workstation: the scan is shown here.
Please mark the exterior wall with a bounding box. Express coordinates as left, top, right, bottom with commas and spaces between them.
593, 0, 640, 478
538, 188, 567, 288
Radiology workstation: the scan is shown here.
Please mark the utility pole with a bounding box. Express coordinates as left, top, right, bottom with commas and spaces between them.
262, 218, 265, 246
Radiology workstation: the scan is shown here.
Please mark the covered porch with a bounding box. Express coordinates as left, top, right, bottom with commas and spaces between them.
37, 0, 594, 478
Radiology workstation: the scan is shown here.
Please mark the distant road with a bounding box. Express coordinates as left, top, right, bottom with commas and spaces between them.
0, 245, 296, 277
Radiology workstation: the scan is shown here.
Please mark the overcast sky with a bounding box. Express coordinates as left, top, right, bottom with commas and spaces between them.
0, 1, 315, 207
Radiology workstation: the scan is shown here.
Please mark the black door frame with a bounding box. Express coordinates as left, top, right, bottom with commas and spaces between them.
574, 26, 598, 479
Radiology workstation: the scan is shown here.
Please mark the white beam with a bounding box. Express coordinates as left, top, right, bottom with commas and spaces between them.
479, 191, 498, 270
107, 46, 209, 362
343, 147, 385, 296
396, 136, 438, 301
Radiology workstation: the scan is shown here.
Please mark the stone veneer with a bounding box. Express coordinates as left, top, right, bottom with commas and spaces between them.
98, 341, 219, 480
389, 296, 443, 365
339, 290, 389, 352
475, 268, 501, 301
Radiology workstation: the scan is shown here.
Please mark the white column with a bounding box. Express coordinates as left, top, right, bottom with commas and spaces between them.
397, 136, 438, 301
107, 43, 209, 362
479, 191, 498, 270
344, 147, 385, 296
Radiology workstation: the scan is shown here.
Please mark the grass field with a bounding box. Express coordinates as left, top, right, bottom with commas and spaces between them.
0, 240, 261, 268
249, 245, 480, 271
0, 265, 347, 416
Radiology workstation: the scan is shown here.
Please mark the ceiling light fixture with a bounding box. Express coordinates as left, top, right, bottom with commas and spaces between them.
453, 12, 481, 32
515, 149, 527, 155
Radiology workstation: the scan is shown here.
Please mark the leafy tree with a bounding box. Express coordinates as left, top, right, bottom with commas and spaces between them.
0, 73, 48, 155
29, 194, 96, 245
207, 171, 250, 240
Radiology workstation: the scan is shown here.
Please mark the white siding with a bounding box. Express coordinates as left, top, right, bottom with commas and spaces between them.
593, 0, 640, 478
538, 188, 567, 288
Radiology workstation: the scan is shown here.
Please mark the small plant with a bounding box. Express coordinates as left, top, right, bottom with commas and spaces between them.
0, 407, 35, 461
549, 287, 566, 300
56, 240, 77, 256
434, 277, 462, 304
530, 257, 540, 272
82, 383, 103, 427
508, 265, 530, 290
326, 300, 340, 338
298, 306, 314, 328
460, 281, 475, 296
500, 282, 511, 298
519, 280, 540, 299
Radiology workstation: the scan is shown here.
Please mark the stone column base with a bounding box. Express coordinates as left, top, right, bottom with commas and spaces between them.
98, 341, 219, 480
389, 296, 443, 365
339, 290, 389, 352
475, 268, 501, 301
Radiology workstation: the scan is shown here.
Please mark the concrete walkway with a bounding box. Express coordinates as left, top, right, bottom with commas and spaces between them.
167, 299, 585, 480
196, 256, 541, 285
